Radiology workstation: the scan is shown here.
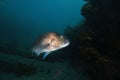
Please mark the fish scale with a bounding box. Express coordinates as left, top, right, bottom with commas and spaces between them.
32, 32, 70, 60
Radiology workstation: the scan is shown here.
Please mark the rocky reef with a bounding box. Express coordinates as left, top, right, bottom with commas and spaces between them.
64, 0, 120, 80
0, 60, 37, 77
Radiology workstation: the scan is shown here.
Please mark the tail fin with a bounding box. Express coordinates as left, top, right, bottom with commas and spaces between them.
32, 49, 41, 56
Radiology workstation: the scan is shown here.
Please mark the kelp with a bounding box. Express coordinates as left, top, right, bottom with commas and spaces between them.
63, 0, 120, 80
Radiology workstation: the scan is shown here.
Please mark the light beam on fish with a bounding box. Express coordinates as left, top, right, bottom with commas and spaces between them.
32, 32, 70, 60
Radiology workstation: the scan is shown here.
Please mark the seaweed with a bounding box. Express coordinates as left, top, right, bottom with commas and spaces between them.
63, 0, 120, 80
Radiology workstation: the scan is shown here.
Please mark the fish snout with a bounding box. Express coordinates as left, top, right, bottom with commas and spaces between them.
61, 39, 70, 48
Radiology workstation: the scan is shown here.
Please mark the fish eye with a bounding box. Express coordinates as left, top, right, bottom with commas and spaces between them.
47, 43, 50, 46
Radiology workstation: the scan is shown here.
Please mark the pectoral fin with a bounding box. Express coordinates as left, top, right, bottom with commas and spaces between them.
42, 52, 51, 60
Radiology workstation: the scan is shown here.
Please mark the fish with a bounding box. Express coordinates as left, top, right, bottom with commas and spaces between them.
32, 32, 70, 60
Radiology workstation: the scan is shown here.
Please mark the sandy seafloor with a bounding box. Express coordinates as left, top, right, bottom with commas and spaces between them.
0, 52, 89, 80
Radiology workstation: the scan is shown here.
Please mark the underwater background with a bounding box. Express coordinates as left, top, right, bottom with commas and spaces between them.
0, 0, 120, 80
0, 0, 85, 49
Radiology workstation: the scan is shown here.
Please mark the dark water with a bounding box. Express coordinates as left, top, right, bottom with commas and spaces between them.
0, 0, 89, 80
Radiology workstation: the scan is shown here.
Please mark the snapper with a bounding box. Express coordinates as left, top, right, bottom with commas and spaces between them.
32, 32, 70, 60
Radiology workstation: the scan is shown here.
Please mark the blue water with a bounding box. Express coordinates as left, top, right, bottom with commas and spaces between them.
0, 1, 89, 80
0, 0, 85, 48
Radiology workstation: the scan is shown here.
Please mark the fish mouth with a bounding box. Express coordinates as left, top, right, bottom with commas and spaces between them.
62, 39, 70, 47
65, 39, 70, 44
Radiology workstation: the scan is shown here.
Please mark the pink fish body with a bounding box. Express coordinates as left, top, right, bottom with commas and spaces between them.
32, 32, 70, 60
